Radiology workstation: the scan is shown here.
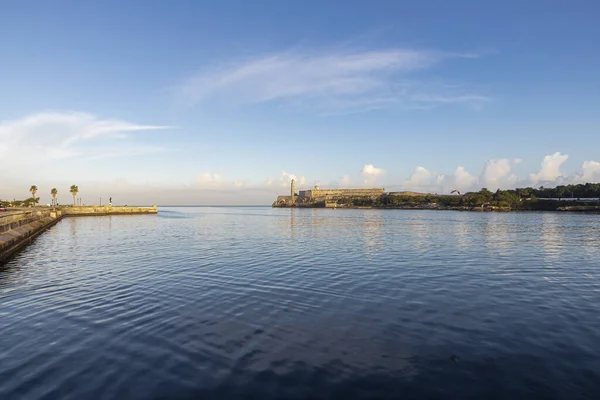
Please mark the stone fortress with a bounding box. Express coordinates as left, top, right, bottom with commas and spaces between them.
273, 179, 385, 208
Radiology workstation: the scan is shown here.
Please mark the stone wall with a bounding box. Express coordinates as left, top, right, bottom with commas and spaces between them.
0, 210, 55, 233
300, 188, 385, 199
0, 210, 63, 263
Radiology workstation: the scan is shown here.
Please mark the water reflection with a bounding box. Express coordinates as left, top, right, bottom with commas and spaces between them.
579, 216, 600, 258
541, 213, 563, 260
360, 212, 384, 256
404, 215, 430, 251
483, 214, 511, 251
452, 213, 473, 249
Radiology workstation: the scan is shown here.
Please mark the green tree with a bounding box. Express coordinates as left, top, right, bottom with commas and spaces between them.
51, 188, 58, 206
70, 185, 79, 205
23, 197, 40, 207
29, 185, 38, 204
479, 188, 493, 202
555, 186, 566, 200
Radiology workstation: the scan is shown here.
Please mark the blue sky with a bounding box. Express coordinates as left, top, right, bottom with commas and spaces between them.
1, 0, 599, 204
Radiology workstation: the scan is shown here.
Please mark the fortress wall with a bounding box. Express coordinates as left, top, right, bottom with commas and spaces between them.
310, 189, 385, 197
276, 185, 385, 208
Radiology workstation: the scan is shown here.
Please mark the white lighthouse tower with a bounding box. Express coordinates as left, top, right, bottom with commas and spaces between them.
290, 179, 296, 204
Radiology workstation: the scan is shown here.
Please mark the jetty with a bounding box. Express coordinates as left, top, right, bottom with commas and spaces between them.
0, 206, 157, 263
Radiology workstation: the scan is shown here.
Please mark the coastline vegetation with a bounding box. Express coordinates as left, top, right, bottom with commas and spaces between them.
336, 183, 600, 210
1, 184, 79, 208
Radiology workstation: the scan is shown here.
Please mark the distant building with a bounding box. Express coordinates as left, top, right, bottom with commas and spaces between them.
273, 182, 384, 207
298, 186, 385, 202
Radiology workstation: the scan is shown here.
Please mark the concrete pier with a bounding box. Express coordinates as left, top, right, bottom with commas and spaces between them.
0, 206, 157, 264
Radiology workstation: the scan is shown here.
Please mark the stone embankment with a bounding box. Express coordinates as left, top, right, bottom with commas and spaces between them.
0, 209, 63, 263
0, 206, 157, 263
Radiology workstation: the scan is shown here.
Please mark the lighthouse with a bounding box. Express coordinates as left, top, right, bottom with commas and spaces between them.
290, 179, 296, 205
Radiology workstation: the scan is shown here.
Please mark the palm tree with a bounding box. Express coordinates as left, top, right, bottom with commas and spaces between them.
29, 185, 38, 204
70, 185, 79, 206
51, 188, 58, 206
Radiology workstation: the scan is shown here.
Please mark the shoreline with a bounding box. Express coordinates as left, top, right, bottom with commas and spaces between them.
274, 204, 600, 213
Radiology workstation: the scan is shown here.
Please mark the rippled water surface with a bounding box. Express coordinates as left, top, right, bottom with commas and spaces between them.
1, 207, 600, 399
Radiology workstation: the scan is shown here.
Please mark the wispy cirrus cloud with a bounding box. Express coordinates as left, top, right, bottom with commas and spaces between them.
0, 111, 171, 169
88, 145, 168, 160
175, 47, 487, 113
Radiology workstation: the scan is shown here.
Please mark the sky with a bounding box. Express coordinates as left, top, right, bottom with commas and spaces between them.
1, 0, 599, 205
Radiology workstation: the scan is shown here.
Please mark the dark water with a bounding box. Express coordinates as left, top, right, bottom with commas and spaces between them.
1, 207, 600, 399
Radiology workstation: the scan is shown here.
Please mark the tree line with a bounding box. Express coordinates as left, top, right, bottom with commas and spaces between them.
336, 182, 600, 209
1, 185, 79, 207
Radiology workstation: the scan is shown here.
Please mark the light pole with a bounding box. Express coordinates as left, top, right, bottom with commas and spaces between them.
100, 198, 102, 206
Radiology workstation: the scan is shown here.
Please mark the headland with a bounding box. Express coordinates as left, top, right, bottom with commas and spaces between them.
273, 180, 600, 212
0, 205, 157, 264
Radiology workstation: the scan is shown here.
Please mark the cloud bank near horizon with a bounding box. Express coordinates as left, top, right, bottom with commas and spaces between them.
3, 154, 600, 205
398, 152, 600, 194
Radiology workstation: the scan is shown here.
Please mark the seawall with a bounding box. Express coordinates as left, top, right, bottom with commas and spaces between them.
0, 206, 157, 264
61, 205, 158, 216
0, 210, 64, 263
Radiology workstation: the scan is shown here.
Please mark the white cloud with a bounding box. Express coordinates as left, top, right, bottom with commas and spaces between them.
403, 165, 476, 193
361, 164, 386, 184
339, 175, 350, 185
196, 172, 223, 185
0, 112, 170, 170
449, 166, 477, 191
264, 170, 307, 189
176, 48, 486, 112
397, 153, 600, 195
283, 171, 306, 186
572, 161, 600, 183
480, 158, 521, 189
193, 173, 248, 190
529, 152, 569, 184
405, 166, 431, 188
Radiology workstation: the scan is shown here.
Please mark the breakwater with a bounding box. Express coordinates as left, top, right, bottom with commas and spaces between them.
62, 205, 158, 216
0, 206, 157, 263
